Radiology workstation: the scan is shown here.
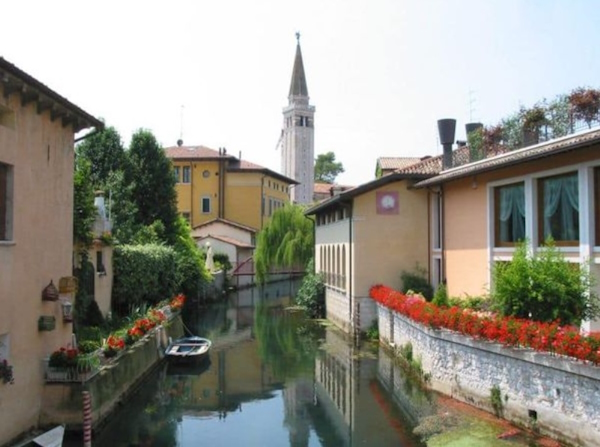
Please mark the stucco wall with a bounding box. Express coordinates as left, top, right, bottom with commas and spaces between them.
353, 183, 429, 297
0, 88, 78, 445
442, 146, 600, 300
378, 304, 600, 447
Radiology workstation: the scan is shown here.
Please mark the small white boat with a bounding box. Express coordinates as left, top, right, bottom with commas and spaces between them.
165, 336, 211, 363
33, 425, 64, 447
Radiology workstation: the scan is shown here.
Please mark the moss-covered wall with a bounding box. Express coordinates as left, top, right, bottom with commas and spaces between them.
39, 316, 183, 430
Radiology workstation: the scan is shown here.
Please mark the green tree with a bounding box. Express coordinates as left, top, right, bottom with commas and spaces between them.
492, 239, 599, 325
254, 204, 314, 284
124, 129, 179, 245
314, 151, 344, 184
75, 124, 126, 190
73, 156, 96, 247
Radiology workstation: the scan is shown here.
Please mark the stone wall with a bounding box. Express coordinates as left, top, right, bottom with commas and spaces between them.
377, 304, 600, 447
39, 315, 183, 431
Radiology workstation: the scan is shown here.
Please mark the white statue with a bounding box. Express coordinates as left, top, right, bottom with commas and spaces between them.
205, 241, 215, 273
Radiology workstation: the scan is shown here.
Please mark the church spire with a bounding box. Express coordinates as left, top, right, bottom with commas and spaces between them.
288, 32, 309, 100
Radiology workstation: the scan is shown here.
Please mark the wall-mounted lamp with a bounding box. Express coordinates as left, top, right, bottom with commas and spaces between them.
60, 299, 73, 323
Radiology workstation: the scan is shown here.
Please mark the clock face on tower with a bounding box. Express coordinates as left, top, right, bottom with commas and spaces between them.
376, 191, 399, 215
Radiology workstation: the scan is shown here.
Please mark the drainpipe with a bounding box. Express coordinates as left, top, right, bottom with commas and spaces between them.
347, 202, 353, 333
260, 175, 266, 229
190, 161, 194, 227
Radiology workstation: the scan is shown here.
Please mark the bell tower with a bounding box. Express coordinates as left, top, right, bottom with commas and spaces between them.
281, 33, 315, 204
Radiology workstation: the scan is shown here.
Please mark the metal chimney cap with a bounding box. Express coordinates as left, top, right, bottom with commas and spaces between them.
437, 119, 457, 145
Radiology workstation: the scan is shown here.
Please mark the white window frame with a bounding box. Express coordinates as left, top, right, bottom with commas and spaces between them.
182, 166, 191, 184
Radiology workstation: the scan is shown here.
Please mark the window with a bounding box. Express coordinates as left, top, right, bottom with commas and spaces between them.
432, 192, 442, 249
595, 167, 600, 246
173, 166, 180, 183
538, 173, 579, 245
494, 182, 526, 246
182, 166, 191, 183
201, 197, 211, 214
0, 163, 12, 241
96, 251, 106, 275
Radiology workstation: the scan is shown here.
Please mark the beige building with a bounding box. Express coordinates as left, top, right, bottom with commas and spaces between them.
306, 171, 430, 333
415, 127, 600, 332
0, 57, 102, 444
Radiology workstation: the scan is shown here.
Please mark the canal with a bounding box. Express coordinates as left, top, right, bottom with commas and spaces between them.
67, 281, 562, 446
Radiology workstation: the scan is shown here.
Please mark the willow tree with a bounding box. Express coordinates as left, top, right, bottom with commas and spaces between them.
254, 204, 314, 284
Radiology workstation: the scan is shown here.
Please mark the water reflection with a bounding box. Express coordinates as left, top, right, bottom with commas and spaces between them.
74, 283, 469, 446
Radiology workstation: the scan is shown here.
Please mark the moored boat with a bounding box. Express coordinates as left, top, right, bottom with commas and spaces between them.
165, 336, 211, 363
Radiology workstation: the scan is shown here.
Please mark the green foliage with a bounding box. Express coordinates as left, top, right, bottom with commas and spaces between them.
124, 129, 180, 245
213, 252, 232, 272
78, 340, 101, 354
77, 326, 103, 344
75, 124, 126, 190
547, 94, 571, 138
492, 239, 599, 325
400, 265, 433, 300
365, 322, 379, 341
448, 295, 492, 311
172, 216, 210, 302
82, 299, 106, 328
255, 204, 314, 284
490, 385, 503, 417
314, 151, 345, 184
295, 259, 325, 318
112, 244, 178, 316
466, 127, 485, 161
73, 157, 96, 247
431, 283, 449, 307
569, 87, 600, 127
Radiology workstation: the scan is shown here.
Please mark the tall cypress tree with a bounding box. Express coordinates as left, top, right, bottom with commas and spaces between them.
125, 129, 179, 245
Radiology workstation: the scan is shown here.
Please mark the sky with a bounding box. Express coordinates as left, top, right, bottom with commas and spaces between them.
2, 1, 600, 187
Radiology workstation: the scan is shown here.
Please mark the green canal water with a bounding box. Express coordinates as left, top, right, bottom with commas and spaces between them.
65, 281, 563, 447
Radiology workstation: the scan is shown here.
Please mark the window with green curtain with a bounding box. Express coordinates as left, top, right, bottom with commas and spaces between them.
538, 172, 579, 245
494, 182, 525, 246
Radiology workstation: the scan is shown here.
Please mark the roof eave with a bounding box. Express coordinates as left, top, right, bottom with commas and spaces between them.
0, 57, 103, 133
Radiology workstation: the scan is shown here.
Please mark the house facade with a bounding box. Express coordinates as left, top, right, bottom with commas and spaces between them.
0, 57, 102, 444
165, 145, 297, 232
415, 127, 600, 332
306, 174, 430, 333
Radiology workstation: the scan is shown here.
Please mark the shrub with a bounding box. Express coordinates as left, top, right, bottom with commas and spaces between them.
492, 239, 599, 325
78, 340, 101, 354
400, 265, 433, 300
112, 244, 178, 316
295, 259, 325, 319
432, 283, 449, 307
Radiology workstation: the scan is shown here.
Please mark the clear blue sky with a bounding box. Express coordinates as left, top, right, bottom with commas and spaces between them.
2, 1, 599, 186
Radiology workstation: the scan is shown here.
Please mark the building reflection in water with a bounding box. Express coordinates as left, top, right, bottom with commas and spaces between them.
88, 283, 429, 447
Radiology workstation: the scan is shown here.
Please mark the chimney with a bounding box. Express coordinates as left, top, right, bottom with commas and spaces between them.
465, 122, 483, 137
438, 119, 456, 170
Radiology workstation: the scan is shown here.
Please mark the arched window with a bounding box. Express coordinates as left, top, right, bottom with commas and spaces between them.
341, 245, 346, 291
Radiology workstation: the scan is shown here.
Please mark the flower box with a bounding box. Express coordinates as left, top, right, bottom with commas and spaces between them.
38, 316, 56, 331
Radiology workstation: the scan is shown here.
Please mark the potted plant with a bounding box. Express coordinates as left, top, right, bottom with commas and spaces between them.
0, 358, 14, 385
569, 87, 600, 128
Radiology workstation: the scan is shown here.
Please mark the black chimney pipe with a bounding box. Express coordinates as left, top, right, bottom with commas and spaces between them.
465, 122, 483, 138
438, 119, 456, 170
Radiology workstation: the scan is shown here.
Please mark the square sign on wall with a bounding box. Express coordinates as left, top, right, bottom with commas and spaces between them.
376, 191, 399, 215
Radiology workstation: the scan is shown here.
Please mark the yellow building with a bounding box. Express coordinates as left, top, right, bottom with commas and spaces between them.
0, 57, 102, 444
165, 144, 297, 231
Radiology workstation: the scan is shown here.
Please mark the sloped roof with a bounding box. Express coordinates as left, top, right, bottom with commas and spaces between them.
377, 157, 422, 171
415, 128, 600, 188
164, 144, 299, 185
197, 234, 254, 249
289, 40, 308, 98
0, 57, 103, 133
193, 217, 257, 234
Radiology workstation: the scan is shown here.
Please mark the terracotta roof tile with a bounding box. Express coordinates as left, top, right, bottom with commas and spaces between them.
416, 128, 600, 187
197, 234, 254, 249
193, 218, 257, 233
377, 157, 423, 171
164, 145, 224, 159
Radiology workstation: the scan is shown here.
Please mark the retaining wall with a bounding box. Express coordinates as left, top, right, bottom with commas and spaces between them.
377, 304, 600, 447
39, 315, 183, 432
